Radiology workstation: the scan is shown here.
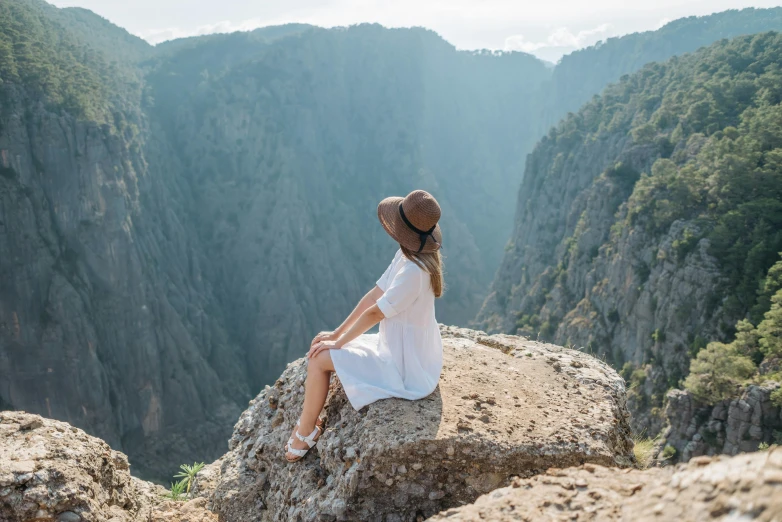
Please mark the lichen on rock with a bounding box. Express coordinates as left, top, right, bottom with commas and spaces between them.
208, 326, 634, 521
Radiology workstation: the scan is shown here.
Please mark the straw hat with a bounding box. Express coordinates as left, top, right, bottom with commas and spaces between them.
377, 190, 442, 253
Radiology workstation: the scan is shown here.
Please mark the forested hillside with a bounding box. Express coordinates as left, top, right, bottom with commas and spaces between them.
537, 7, 782, 134
478, 32, 782, 435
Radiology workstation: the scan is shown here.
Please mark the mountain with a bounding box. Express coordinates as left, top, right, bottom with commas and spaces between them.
477, 32, 782, 435
142, 25, 550, 385
537, 7, 782, 135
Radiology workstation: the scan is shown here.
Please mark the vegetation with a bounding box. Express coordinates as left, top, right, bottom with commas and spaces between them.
661, 445, 677, 460
683, 257, 782, 402
174, 462, 205, 494
161, 462, 205, 501
542, 7, 782, 131
0, 0, 118, 119
164, 479, 188, 501
682, 343, 757, 403
632, 434, 657, 469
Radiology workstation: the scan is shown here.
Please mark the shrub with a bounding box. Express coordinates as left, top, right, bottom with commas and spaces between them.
661, 444, 677, 460
771, 387, 782, 409
683, 342, 756, 404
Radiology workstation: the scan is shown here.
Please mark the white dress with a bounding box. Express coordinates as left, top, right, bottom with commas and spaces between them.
331, 249, 443, 410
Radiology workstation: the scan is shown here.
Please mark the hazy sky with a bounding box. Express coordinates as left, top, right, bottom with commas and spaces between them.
49, 0, 782, 62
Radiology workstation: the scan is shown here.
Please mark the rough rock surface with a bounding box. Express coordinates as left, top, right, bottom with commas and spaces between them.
663, 383, 782, 462
209, 326, 634, 522
428, 447, 782, 521
0, 411, 216, 522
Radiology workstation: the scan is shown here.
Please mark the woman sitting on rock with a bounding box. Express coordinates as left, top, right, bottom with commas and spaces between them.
285, 190, 445, 462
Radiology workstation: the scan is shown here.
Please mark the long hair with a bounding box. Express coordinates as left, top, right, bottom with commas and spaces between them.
400, 245, 445, 298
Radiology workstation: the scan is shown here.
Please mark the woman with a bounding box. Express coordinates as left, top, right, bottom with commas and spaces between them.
285, 189, 445, 462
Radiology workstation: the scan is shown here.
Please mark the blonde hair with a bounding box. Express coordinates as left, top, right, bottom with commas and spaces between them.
400, 246, 445, 298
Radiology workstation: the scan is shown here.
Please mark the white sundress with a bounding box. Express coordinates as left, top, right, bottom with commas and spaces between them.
330, 249, 443, 410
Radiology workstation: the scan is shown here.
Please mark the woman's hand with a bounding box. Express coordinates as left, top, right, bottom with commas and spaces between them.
308, 339, 342, 359
311, 331, 338, 347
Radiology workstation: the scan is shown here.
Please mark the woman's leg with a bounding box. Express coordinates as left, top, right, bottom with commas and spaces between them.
287, 351, 334, 457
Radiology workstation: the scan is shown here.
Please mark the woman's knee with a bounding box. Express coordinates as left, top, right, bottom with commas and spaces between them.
308, 351, 334, 373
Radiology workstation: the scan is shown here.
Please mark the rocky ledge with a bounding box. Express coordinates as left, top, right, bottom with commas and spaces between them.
0, 411, 216, 522
206, 326, 634, 521
663, 383, 782, 462
429, 447, 782, 521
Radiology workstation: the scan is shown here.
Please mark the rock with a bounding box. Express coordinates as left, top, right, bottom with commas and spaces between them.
0, 411, 217, 522
663, 382, 782, 462
428, 446, 782, 521
209, 327, 634, 521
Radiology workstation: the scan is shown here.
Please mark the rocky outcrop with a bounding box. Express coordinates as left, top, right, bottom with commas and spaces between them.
0, 411, 216, 522
207, 327, 633, 522
663, 383, 782, 462
429, 447, 782, 521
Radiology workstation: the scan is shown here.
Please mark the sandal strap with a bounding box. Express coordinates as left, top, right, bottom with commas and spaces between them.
287, 446, 309, 458
295, 426, 321, 447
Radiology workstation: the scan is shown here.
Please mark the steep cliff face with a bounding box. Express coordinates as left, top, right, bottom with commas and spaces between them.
0, 1, 252, 480
478, 33, 782, 434
663, 384, 782, 461
144, 26, 549, 386
0, 83, 251, 480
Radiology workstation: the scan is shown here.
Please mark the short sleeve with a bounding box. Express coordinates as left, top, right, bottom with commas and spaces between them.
376, 250, 401, 291
377, 261, 424, 318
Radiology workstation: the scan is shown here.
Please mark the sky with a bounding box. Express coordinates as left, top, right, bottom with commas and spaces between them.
48, 0, 782, 62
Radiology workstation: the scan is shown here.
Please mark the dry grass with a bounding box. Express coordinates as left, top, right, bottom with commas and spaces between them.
632, 435, 656, 469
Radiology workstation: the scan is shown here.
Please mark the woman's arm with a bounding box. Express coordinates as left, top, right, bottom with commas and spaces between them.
308, 304, 384, 358
311, 286, 383, 346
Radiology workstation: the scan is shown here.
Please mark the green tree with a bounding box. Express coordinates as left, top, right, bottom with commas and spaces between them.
683, 342, 757, 403
758, 289, 782, 358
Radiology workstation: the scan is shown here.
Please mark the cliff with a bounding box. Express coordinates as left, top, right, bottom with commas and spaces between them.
663, 383, 782, 461
478, 32, 782, 437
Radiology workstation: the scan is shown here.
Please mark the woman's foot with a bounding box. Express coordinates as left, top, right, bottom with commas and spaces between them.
284, 418, 323, 453
285, 423, 323, 462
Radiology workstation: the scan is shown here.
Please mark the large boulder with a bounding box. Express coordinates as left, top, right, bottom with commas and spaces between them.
209, 327, 634, 521
429, 447, 782, 521
0, 411, 216, 522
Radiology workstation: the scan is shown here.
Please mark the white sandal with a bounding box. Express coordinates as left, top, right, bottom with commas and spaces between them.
284, 419, 322, 453
285, 424, 323, 462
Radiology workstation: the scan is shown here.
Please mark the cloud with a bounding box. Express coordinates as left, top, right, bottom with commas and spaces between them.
503, 23, 616, 58
138, 18, 268, 44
